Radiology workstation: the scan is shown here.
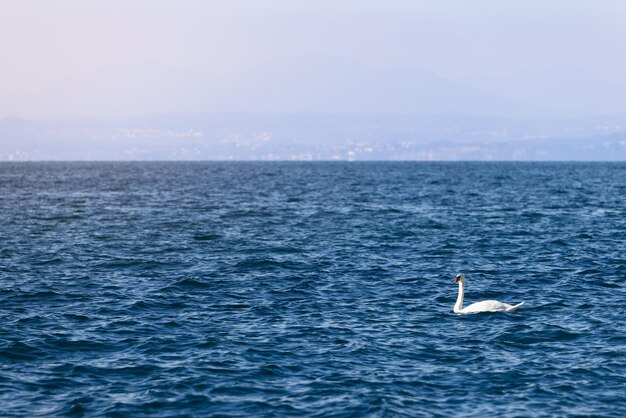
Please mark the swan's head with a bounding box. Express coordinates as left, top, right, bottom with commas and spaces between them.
453, 273, 465, 284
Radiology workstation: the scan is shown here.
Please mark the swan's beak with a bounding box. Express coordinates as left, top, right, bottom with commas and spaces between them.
453, 277, 459, 284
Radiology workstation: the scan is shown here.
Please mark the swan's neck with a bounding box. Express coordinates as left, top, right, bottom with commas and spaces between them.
454, 282, 465, 313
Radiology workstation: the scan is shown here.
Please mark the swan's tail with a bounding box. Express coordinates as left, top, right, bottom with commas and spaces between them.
506, 301, 524, 312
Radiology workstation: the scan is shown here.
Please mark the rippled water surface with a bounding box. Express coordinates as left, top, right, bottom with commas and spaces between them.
1, 162, 626, 417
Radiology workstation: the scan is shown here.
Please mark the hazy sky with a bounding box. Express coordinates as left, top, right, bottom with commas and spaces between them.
2, 0, 626, 118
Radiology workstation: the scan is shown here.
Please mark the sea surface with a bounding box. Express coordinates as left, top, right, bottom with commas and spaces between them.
1, 162, 625, 417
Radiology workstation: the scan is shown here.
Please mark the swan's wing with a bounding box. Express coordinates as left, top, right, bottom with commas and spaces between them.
461, 300, 509, 313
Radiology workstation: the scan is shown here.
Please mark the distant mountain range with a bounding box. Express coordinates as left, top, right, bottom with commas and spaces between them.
148, 58, 626, 118
201, 60, 525, 116
1, 113, 626, 161
5, 55, 626, 120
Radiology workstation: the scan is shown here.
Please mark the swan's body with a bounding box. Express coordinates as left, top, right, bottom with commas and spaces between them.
453, 273, 524, 314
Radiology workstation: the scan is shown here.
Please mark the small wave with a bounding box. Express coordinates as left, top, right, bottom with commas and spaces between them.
509, 327, 583, 345
0, 341, 47, 361
62, 313, 91, 321
234, 258, 307, 271
192, 233, 222, 241
31, 214, 84, 221
169, 277, 212, 288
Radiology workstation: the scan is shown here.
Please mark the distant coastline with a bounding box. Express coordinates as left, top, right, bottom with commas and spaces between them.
2, 113, 626, 161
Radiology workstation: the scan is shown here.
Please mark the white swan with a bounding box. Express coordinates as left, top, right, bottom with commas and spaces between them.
453, 273, 524, 314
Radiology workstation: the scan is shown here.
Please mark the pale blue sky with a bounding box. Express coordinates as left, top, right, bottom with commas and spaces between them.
2, 0, 626, 118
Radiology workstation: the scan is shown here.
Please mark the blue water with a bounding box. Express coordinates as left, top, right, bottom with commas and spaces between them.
1, 162, 625, 417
